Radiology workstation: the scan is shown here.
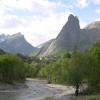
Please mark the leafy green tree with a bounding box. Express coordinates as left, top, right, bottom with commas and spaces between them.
39, 56, 70, 84
89, 43, 100, 60
67, 52, 85, 96
28, 61, 40, 77
0, 54, 27, 83
63, 52, 71, 58
87, 43, 100, 92
67, 50, 100, 95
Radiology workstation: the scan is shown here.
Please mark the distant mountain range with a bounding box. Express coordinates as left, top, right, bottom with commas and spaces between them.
0, 32, 37, 55
38, 14, 100, 57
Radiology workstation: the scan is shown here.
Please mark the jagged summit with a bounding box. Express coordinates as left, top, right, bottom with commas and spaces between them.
9, 32, 24, 39
56, 14, 80, 50
57, 14, 80, 39
63, 14, 80, 32
12, 32, 23, 36
40, 14, 81, 56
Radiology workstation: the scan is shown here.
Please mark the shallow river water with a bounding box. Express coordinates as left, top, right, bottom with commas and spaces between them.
0, 79, 74, 100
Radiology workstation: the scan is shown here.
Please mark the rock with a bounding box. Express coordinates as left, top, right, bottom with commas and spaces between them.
39, 14, 100, 57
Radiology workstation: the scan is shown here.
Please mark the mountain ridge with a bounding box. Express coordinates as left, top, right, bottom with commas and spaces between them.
38, 14, 100, 57
0, 32, 37, 55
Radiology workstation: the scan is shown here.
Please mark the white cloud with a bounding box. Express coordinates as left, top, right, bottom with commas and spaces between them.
2, 12, 70, 45
1, 0, 66, 14
76, 0, 100, 8
0, 0, 73, 46
25, 11, 72, 46
96, 9, 100, 13
92, 0, 100, 4
76, 0, 88, 8
0, 0, 91, 46
0, 15, 25, 29
80, 20, 87, 28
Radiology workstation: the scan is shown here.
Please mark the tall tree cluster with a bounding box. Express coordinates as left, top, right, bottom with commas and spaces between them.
0, 54, 27, 84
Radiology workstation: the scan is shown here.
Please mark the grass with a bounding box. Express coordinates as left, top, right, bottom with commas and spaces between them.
43, 95, 100, 100
73, 95, 100, 100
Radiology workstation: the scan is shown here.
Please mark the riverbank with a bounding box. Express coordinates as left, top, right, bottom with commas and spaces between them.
0, 82, 28, 90
44, 95, 100, 100
0, 78, 74, 100
46, 83, 74, 100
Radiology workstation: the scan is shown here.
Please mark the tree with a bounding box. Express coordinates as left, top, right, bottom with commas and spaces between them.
87, 43, 100, 92
0, 54, 27, 83
89, 42, 100, 60
67, 49, 100, 95
67, 52, 87, 96
63, 52, 71, 58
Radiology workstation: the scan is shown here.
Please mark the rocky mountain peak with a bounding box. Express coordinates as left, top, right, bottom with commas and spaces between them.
68, 14, 75, 20
38, 14, 100, 57
40, 14, 81, 56
65, 14, 80, 31
11, 32, 24, 38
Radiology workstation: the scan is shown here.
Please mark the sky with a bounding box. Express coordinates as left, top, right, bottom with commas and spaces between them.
0, 0, 100, 46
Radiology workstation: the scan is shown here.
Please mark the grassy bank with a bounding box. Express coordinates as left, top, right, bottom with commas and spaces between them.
43, 95, 100, 100
73, 95, 100, 100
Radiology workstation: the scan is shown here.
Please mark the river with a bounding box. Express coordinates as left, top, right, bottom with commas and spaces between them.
0, 78, 74, 100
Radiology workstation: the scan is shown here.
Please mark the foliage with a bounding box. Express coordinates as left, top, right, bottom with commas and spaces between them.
39, 55, 70, 84
0, 54, 27, 83
1, 42, 100, 96
27, 61, 41, 77
38, 46, 100, 94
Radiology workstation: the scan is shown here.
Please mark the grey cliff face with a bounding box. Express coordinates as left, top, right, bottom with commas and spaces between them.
41, 14, 81, 56
56, 14, 80, 49
64, 14, 80, 32
39, 14, 100, 57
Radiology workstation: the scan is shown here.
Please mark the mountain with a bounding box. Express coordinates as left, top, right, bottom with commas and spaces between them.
37, 39, 54, 48
39, 14, 100, 57
0, 32, 37, 55
80, 21, 100, 50
84, 21, 100, 30
36, 39, 55, 57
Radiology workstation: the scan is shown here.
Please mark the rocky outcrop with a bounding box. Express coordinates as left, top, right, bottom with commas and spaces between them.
39, 14, 100, 57
41, 14, 81, 56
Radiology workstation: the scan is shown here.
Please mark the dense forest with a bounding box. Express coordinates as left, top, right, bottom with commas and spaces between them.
0, 43, 100, 96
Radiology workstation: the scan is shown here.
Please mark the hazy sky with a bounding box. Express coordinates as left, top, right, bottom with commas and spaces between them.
0, 0, 100, 46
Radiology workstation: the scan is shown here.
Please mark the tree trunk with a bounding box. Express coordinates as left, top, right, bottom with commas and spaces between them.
75, 83, 79, 96
47, 75, 51, 84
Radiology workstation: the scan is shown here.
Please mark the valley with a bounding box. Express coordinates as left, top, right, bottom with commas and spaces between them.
0, 14, 100, 100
